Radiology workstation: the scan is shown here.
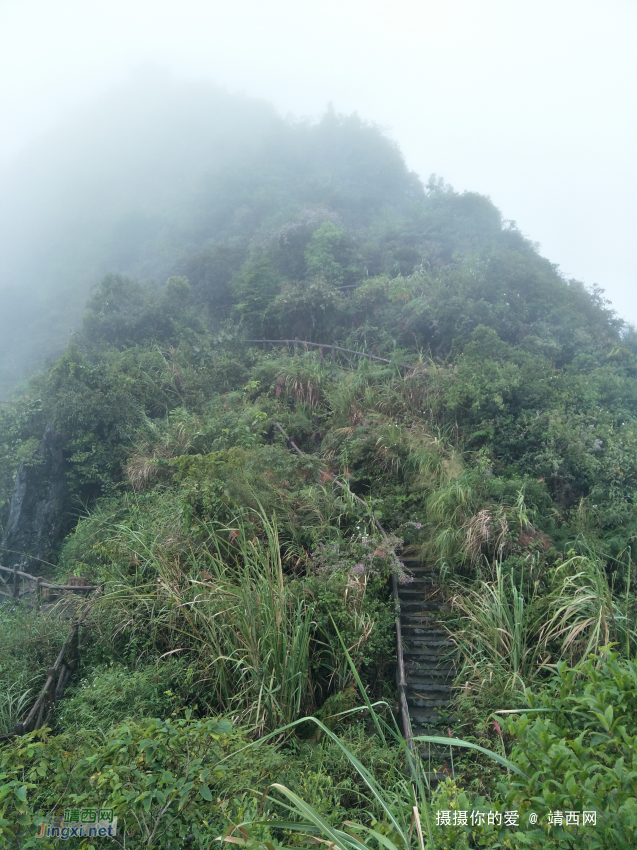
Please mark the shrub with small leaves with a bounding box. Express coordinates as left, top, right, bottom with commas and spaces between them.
499, 649, 637, 849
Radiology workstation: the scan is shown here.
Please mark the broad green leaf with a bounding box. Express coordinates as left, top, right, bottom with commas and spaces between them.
343, 820, 402, 850
411, 736, 528, 778
14, 786, 27, 803
268, 784, 369, 850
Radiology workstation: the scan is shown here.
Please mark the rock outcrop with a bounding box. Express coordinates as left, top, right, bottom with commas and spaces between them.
1, 426, 66, 573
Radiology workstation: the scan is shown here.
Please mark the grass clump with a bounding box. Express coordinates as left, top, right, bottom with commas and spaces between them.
0, 604, 69, 735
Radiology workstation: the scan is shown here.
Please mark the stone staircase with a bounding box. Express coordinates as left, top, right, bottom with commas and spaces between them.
398, 560, 455, 738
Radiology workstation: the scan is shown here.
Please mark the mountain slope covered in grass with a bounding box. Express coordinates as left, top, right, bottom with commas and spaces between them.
1, 86, 637, 849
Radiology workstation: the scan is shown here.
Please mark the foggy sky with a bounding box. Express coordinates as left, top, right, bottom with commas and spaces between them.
1, 0, 636, 323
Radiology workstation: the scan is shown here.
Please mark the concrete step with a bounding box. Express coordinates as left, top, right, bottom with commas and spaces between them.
403, 647, 453, 659
398, 597, 440, 608
409, 722, 456, 736
398, 580, 438, 589
400, 576, 438, 585
404, 626, 440, 636
400, 570, 436, 577
407, 694, 453, 708
398, 587, 439, 598
401, 617, 449, 629
402, 615, 450, 628
397, 585, 440, 596
401, 607, 445, 618
406, 664, 453, 678
403, 646, 453, 659
399, 590, 439, 600
405, 668, 455, 683
407, 695, 450, 709
404, 655, 453, 669
399, 601, 446, 614
405, 652, 453, 663
404, 654, 453, 666
409, 709, 448, 727
406, 678, 454, 692
404, 638, 454, 650
406, 679, 454, 691
400, 574, 437, 584
397, 562, 455, 754
402, 633, 453, 644
407, 689, 454, 703
403, 641, 454, 654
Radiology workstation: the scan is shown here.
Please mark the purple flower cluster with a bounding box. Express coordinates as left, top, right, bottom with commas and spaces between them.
310, 532, 413, 584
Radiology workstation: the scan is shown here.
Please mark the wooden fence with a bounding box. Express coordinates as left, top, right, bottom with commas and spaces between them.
0, 566, 101, 741
245, 338, 392, 364
244, 338, 415, 371
6, 612, 84, 739
0, 564, 99, 609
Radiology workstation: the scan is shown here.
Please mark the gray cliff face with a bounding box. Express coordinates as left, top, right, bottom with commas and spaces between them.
1, 426, 66, 573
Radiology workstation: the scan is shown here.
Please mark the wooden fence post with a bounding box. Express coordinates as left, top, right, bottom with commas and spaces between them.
55, 664, 68, 701
69, 625, 79, 667
6, 584, 96, 738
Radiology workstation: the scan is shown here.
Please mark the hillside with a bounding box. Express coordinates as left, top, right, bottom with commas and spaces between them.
1, 88, 637, 849
1, 74, 421, 397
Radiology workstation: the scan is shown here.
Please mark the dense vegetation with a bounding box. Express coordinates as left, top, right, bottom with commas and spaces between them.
2, 91, 637, 848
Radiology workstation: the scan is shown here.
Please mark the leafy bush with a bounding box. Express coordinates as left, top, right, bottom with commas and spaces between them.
499, 649, 637, 848
0, 713, 234, 849
306, 533, 399, 696
56, 659, 199, 734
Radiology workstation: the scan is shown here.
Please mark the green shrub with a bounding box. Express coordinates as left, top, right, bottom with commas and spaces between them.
0, 713, 407, 849
305, 534, 398, 697
56, 659, 199, 733
499, 649, 637, 848
0, 714, 233, 849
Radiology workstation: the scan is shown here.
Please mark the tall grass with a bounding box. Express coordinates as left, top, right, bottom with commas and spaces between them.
0, 603, 68, 734
448, 547, 637, 709
540, 551, 637, 664
95, 511, 315, 734
449, 560, 541, 705
221, 638, 524, 850
195, 516, 315, 732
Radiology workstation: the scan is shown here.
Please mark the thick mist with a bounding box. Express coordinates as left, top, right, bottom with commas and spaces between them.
0, 66, 632, 400
2, 71, 444, 398
0, 74, 286, 395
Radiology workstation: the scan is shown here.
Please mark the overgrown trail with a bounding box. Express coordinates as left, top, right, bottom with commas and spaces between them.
399, 560, 454, 737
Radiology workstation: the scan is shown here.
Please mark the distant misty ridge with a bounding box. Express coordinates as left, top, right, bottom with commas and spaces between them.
0, 72, 627, 399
